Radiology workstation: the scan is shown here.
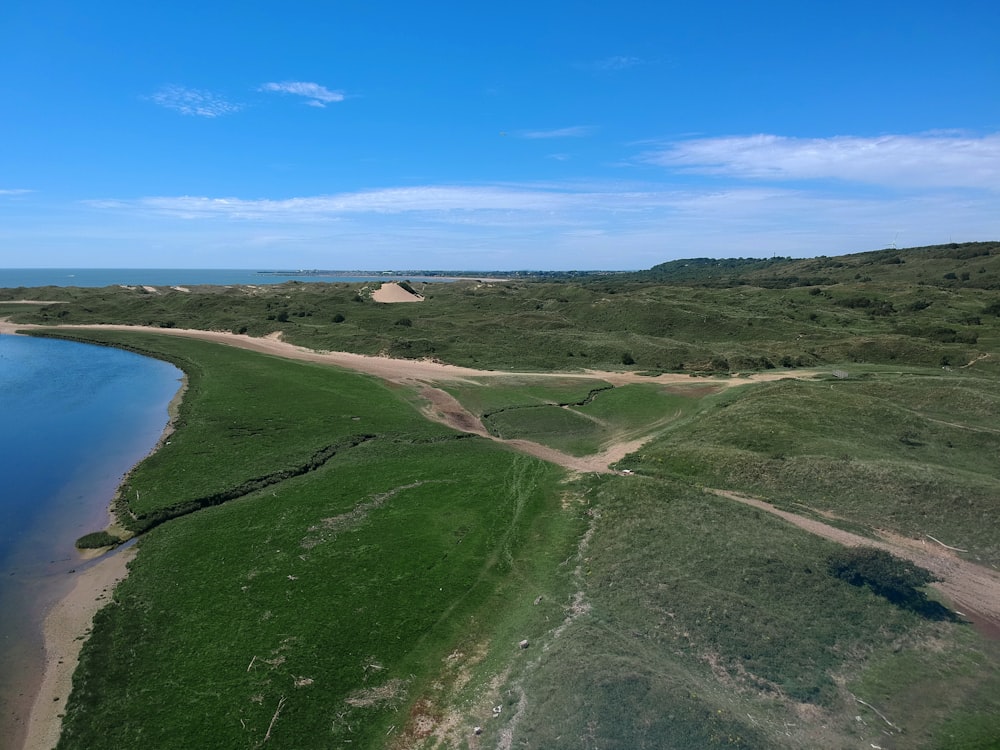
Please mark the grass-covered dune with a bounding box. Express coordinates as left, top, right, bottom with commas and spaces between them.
4, 242, 999, 374
5, 242, 1000, 749
617, 369, 1000, 569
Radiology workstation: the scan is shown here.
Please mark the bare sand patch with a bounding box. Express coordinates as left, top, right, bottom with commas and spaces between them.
0, 300, 66, 304
372, 282, 424, 303
23, 546, 136, 750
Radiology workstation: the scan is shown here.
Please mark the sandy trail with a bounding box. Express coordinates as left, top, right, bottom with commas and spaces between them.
0, 321, 820, 389
710, 489, 1000, 636
0, 321, 821, 478
0, 320, 819, 462
418, 386, 627, 474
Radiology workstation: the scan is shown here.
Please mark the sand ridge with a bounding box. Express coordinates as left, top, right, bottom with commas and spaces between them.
371, 281, 424, 303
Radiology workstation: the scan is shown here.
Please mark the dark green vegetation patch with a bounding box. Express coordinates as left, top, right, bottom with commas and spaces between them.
74, 531, 122, 549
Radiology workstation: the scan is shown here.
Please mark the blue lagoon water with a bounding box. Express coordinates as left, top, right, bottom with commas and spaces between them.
0, 334, 181, 738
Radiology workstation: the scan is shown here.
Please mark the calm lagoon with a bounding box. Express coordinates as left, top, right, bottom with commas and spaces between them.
0, 334, 181, 742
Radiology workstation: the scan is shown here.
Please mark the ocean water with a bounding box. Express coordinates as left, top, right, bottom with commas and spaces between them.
0, 269, 458, 289
0, 334, 182, 737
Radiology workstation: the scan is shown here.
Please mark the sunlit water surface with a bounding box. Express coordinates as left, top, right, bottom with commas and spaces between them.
0, 334, 181, 742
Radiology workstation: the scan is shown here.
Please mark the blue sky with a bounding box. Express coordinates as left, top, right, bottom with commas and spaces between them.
1, 1, 999, 270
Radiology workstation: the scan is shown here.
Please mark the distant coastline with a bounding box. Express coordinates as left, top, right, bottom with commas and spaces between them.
0, 268, 612, 289
0, 269, 463, 289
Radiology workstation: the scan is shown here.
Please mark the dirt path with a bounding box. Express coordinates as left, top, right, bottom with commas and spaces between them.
418, 386, 621, 474
4, 320, 662, 474
0, 321, 820, 389
1, 321, 823, 475
710, 489, 1000, 637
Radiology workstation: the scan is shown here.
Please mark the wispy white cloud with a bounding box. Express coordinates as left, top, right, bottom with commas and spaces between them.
75, 167, 1000, 267
148, 85, 243, 117
517, 126, 596, 139
259, 81, 344, 107
89, 186, 586, 219
579, 55, 642, 71
643, 132, 1000, 190
0, 188, 33, 196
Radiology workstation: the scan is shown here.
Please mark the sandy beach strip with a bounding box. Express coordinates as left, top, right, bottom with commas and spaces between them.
22, 546, 136, 750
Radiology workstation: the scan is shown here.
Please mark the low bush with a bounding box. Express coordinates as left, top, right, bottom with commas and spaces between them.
75, 531, 122, 549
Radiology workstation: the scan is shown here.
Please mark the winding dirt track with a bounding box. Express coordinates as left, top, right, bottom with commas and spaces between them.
14, 322, 997, 626
710, 489, 1000, 636
0, 321, 818, 389
0, 321, 817, 475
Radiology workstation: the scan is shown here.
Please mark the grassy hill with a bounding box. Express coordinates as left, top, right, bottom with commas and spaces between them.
4, 242, 999, 376
4, 242, 1000, 749
633, 241, 1000, 288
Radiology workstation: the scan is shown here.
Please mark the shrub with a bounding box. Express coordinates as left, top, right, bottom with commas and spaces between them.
75, 531, 123, 549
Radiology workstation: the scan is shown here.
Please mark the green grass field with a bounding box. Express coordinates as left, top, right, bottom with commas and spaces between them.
44, 331, 576, 749
466, 381, 706, 456
6, 241, 1000, 749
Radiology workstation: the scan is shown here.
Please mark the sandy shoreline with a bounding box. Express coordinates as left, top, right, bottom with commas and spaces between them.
21, 546, 136, 750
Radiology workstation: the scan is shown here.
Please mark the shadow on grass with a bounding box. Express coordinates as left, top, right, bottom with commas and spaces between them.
828, 546, 960, 622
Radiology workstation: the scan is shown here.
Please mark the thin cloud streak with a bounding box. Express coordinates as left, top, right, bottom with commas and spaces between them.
79, 182, 998, 238
579, 55, 642, 71
85, 185, 696, 221
13, 179, 997, 268
644, 132, 1000, 189
259, 81, 345, 107
148, 85, 243, 117
517, 126, 596, 139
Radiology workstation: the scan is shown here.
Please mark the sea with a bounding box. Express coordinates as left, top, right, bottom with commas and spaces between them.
0, 334, 182, 742
0, 268, 457, 289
